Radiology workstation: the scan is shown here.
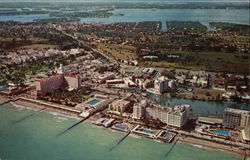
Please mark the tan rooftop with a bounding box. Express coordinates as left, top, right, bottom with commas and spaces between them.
242, 127, 250, 141
198, 117, 223, 125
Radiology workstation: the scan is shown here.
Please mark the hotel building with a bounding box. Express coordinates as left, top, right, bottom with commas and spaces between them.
223, 108, 250, 129
133, 100, 147, 119
36, 64, 81, 96
166, 105, 190, 128
108, 100, 130, 114
133, 101, 190, 128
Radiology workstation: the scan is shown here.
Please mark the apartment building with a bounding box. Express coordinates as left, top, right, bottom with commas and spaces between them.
223, 108, 250, 129
133, 101, 190, 128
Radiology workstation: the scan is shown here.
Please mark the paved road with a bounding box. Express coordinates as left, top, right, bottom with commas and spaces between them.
53, 27, 118, 64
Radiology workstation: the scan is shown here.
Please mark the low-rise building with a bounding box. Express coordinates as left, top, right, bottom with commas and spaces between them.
197, 77, 208, 88
98, 72, 115, 84
196, 117, 223, 127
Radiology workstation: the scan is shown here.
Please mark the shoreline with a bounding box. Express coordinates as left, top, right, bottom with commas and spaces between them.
9, 101, 81, 121
0, 95, 10, 102
177, 136, 247, 157
0, 96, 248, 158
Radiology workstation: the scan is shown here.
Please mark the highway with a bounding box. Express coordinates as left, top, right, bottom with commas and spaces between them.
53, 26, 118, 64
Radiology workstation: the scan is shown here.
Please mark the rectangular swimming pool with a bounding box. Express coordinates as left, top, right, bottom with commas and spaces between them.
164, 134, 171, 140
115, 125, 126, 130
0, 86, 9, 91
87, 99, 101, 105
211, 130, 229, 136
140, 129, 153, 134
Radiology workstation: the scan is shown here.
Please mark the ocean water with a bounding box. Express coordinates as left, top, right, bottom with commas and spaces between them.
0, 103, 241, 160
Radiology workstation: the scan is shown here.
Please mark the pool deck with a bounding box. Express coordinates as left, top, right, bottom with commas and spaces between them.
157, 130, 177, 143
132, 125, 159, 139
84, 98, 104, 106
199, 129, 232, 139
0, 86, 9, 91
87, 99, 101, 105
110, 123, 135, 133
210, 130, 230, 136
111, 126, 129, 133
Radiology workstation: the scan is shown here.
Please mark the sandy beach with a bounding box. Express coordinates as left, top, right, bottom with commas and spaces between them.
177, 136, 249, 157
13, 99, 80, 117
0, 95, 10, 102
0, 95, 81, 117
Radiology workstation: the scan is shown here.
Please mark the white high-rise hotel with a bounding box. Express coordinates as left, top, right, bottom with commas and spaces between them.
133, 101, 190, 128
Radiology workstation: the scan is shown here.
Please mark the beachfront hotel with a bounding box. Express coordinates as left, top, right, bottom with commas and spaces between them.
133, 101, 190, 128
133, 100, 147, 119
108, 100, 131, 114
166, 105, 190, 128
36, 64, 81, 96
223, 108, 250, 129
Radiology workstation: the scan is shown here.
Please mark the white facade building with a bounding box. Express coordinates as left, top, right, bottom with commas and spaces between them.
154, 76, 176, 94
133, 100, 190, 128
154, 76, 169, 94
223, 108, 250, 129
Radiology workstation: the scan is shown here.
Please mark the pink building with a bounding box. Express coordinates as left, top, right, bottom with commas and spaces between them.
64, 74, 81, 89
36, 65, 81, 96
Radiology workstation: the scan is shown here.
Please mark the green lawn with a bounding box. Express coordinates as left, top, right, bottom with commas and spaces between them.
143, 51, 249, 73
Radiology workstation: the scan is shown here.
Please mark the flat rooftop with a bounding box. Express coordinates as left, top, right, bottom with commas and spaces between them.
242, 127, 250, 141
197, 117, 223, 125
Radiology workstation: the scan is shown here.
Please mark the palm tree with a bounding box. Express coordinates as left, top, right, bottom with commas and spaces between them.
11, 70, 26, 87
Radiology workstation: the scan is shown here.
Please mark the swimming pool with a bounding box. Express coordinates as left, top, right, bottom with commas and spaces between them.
115, 125, 126, 130
164, 134, 171, 140
140, 129, 153, 134
211, 130, 230, 136
87, 99, 101, 106
0, 86, 9, 91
